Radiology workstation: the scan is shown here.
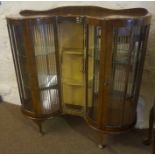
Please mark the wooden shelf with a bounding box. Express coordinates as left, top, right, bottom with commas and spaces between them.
34, 51, 55, 57
63, 80, 84, 86
63, 51, 83, 55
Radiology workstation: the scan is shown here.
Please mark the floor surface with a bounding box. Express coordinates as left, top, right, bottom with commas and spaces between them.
0, 103, 153, 153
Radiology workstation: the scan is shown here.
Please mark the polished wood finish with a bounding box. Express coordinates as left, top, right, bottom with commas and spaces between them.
7, 6, 151, 145
19, 6, 149, 17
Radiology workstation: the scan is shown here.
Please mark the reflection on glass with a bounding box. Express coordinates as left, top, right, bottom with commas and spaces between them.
107, 26, 141, 126
12, 24, 32, 111
32, 23, 59, 114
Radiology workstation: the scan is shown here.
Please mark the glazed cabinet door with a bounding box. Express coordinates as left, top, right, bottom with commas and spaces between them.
7, 18, 62, 117
85, 20, 150, 131
29, 18, 62, 115
101, 22, 150, 130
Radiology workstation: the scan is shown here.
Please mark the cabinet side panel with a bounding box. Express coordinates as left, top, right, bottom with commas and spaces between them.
7, 21, 34, 111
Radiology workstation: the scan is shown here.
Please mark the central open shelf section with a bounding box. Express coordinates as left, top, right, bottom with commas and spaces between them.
59, 22, 86, 115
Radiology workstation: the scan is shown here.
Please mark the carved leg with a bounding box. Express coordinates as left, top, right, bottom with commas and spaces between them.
37, 121, 44, 134
97, 132, 107, 149
144, 107, 154, 145
33, 119, 45, 135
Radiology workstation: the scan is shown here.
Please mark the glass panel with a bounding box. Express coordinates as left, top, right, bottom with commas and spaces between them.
87, 26, 101, 121
107, 26, 141, 127
12, 24, 33, 111
32, 23, 60, 114
58, 21, 85, 116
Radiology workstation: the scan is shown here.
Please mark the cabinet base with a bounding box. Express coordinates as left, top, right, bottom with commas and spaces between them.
21, 107, 61, 134
85, 115, 137, 134
21, 107, 136, 148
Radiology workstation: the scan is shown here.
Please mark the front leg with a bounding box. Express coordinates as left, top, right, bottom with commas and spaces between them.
33, 119, 45, 135
144, 107, 154, 145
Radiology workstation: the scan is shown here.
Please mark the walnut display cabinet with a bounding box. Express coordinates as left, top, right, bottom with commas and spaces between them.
7, 6, 151, 145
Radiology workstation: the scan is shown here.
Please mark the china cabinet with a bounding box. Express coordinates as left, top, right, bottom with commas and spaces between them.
7, 6, 151, 145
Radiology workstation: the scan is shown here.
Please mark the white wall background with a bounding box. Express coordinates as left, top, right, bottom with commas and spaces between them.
0, 1, 155, 105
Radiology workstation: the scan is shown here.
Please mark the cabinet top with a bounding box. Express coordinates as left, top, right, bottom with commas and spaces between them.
6, 6, 151, 22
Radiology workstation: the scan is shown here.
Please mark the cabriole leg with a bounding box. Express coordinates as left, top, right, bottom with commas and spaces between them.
33, 119, 45, 135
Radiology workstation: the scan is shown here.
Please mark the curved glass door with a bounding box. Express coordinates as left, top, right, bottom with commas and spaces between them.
106, 26, 144, 127
31, 20, 61, 114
